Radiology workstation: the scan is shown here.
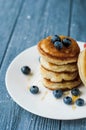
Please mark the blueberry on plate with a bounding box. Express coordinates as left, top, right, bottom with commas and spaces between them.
21, 66, 31, 75
30, 86, 39, 94
53, 89, 63, 98
51, 35, 61, 43
62, 38, 71, 47
63, 96, 72, 105
54, 41, 63, 50
71, 88, 80, 96
75, 98, 84, 106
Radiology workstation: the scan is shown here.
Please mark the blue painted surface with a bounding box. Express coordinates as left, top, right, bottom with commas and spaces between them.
0, 0, 86, 129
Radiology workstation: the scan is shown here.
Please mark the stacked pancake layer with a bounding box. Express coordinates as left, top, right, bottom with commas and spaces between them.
38, 35, 81, 90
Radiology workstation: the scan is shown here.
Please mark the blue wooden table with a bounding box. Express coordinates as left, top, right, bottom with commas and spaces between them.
0, 0, 86, 129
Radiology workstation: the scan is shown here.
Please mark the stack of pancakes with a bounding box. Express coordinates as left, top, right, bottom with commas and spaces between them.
38, 35, 81, 90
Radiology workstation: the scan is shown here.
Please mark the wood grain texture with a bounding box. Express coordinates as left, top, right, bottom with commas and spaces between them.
61, 119, 86, 130
0, 0, 24, 101
70, 0, 86, 41
0, 101, 34, 130
0, 0, 24, 68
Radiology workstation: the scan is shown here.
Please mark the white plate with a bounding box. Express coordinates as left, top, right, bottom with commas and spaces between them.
5, 41, 86, 120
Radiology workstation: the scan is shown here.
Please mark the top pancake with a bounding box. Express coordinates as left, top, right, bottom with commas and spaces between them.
38, 36, 80, 64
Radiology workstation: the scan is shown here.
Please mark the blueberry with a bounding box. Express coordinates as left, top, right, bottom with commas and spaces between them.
75, 98, 84, 106
63, 96, 72, 105
71, 88, 80, 96
30, 86, 39, 94
54, 41, 63, 50
51, 35, 61, 43
62, 38, 71, 47
21, 66, 31, 75
53, 89, 63, 98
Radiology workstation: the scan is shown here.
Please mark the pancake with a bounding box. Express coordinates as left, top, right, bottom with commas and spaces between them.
40, 57, 78, 72
38, 35, 80, 90
42, 76, 81, 90
40, 66, 78, 82
38, 36, 80, 65
78, 49, 86, 86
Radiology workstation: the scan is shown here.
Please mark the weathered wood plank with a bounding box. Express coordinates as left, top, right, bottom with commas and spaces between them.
0, 101, 34, 130
17, 112, 60, 130
61, 119, 86, 130
61, 0, 86, 130
0, 101, 20, 130
0, 0, 24, 68
70, 0, 86, 41
0, 0, 24, 101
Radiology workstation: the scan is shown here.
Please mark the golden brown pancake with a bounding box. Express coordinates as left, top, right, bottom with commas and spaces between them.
38, 36, 80, 65
78, 49, 86, 86
40, 57, 78, 72
42, 76, 81, 90
40, 65, 78, 82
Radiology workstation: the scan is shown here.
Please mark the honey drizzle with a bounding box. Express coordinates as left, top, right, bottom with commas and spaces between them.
63, 91, 80, 110
41, 91, 48, 100
72, 95, 80, 103
72, 95, 80, 110
72, 105, 76, 110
